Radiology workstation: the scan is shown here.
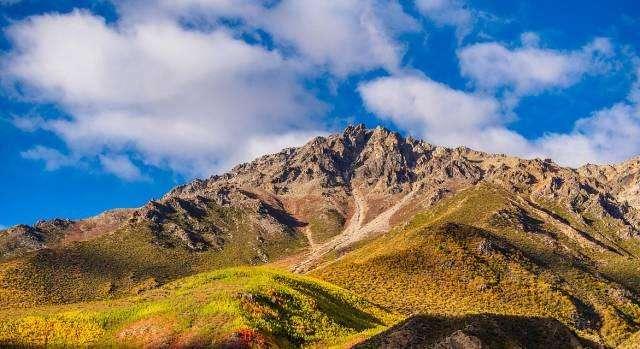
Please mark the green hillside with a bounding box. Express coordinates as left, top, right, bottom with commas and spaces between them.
0, 267, 395, 348
313, 184, 640, 347
0, 204, 307, 309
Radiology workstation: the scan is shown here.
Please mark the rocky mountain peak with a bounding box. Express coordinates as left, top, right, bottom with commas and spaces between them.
342, 123, 368, 142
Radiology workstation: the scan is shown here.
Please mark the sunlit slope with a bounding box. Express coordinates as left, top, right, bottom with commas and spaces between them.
313, 184, 640, 347
0, 267, 395, 348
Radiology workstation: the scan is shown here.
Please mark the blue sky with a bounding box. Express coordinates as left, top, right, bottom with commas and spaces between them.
1, 0, 639, 228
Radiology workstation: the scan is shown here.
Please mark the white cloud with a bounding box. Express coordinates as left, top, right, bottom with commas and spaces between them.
458, 37, 613, 101
259, 0, 418, 76
415, 0, 473, 40
99, 154, 147, 181
361, 66, 640, 168
538, 101, 640, 166
359, 74, 533, 155
358, 74, 500, 133
21, 146, 77, 171
3, 10, 324, 177
128, 0, 419, 76
534, 63, 640, 167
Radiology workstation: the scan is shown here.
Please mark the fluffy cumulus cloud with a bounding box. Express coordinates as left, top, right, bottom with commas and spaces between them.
256, 0, 418, 76
537, 66, 640, 166
358, 75, 498, 136
3, 10, 326, 177
458, 36, 614, 103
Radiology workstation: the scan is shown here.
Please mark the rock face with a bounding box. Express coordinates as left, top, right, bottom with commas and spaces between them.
2, 124, 640, 265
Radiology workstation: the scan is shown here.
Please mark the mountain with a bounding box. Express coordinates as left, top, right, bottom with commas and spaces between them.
2, 124, 640, 347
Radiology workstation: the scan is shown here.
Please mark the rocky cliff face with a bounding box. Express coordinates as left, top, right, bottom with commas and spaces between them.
2, 124, 640, 266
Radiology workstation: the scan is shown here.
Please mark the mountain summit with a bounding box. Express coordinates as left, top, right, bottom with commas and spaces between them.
2, 125, 640, 347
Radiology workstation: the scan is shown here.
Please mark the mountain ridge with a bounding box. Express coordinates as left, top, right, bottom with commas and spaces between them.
3, 124, 640, 263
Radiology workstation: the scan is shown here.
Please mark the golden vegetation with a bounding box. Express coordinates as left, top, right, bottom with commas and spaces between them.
0, 267, 396, 347
3, 185, 640, 346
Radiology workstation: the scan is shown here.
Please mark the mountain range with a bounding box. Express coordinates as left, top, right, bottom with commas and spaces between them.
2, 124, 640, 348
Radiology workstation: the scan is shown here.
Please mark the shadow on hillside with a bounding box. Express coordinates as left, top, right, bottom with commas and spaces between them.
239, 189, 307, 229
275, 276, 385, 331
354, 313, 602, 349
527, 200, 624, 256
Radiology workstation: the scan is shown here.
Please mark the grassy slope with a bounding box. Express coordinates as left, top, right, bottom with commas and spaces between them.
0, 267, 396, 348
619, 330, 640, 348
533, 196, 640, 292
308, 208, 346, 244
313, 184, 640, 347
0, 205, 307, 309
4, 184, 640, 347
